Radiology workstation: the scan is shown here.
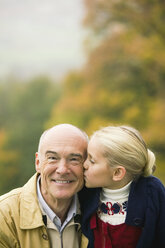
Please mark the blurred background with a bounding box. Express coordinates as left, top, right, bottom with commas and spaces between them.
0, 0, 165, 194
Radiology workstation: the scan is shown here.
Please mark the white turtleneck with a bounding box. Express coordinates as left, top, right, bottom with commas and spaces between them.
98, 181, 132, 225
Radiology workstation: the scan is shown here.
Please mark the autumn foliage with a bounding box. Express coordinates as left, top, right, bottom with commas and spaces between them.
0, 0, 165, 193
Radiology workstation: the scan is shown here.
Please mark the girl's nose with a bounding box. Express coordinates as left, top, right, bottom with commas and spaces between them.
83, 160, 89, 170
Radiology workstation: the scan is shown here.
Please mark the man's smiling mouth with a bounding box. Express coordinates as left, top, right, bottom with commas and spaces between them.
52, 180, 73, 184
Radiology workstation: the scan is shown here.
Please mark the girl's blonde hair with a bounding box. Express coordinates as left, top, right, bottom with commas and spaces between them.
91, 126, 156, 179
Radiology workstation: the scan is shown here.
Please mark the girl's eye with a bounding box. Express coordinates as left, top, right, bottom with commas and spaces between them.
89, 158, 95, 164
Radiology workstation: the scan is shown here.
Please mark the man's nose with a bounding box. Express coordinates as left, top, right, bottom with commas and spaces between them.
56, 159, 70, 174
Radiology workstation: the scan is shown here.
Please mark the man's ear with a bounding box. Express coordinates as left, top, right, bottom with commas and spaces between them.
112, 166, 126, 181
35, 152, 41, 173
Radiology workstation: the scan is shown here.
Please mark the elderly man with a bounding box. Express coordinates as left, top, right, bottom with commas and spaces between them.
0, 124, 88, 248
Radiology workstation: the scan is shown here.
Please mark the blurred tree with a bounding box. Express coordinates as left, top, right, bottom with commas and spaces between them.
48, 0, 165, 183
82, 0, 165, 146
0, 77, 61, 193
47, 71, 93, 129
0, 129, 20, 193
84, 0, 165, 183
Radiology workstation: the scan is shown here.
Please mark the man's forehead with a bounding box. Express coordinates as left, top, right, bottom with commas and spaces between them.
46, 125, 85, 139
43, 137, 86, 151
45, 150, 83, 158
44, 132, 85, 145
40, 132, 86, 153
38, 124, 88, 153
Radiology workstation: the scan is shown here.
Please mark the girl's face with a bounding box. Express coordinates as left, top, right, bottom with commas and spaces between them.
83, 137, 115, 189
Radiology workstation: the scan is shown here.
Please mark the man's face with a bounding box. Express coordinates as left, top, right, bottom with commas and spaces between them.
35, 127, 87, 205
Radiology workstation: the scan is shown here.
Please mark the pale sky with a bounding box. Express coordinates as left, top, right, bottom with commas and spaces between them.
0, 0, 86, 80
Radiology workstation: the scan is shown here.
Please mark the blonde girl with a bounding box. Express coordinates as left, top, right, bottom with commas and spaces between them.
80, 126, 165, 248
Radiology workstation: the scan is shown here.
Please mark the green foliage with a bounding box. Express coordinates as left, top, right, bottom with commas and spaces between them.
0, 77, 60, 194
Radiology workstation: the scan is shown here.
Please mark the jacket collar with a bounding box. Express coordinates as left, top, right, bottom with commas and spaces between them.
19, 173, 44, 229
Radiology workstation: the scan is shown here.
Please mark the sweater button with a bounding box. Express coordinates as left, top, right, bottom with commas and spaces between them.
42, 233, 48, 240
133, 218, 142, 226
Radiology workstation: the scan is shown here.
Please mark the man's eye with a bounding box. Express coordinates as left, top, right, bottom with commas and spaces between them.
71, 158, 79, 162
71, 157, 78, 161
69, 157, 81, 164
48, 156, 58, 161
